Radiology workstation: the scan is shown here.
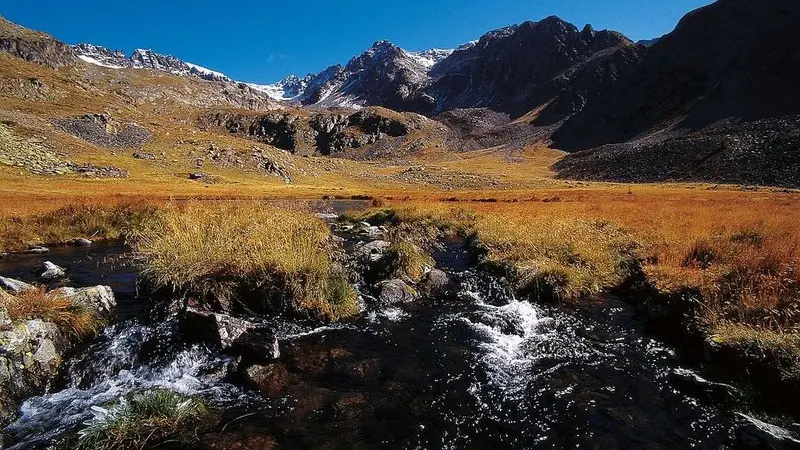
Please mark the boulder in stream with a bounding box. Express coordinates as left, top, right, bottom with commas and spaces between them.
55, 285, 116, 318
184, 308, 280, 362
418, 268, 455, 297
0, 276, 34, 294
735, 413, 800, 449
355, 240, 391, 263
37, 261, 66, 281
0, 319, 64, 424
376, 279, 418, 306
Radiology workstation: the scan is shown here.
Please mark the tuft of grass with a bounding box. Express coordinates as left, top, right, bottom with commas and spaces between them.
77, 389, 210, 450
131, 201, 359, 321
0, 202, 160, 253
0, 287, 103, 337
380, 241, 435, 283
473, 216, 638, 300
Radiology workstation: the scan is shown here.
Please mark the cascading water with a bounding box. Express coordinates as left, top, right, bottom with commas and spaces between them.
1, 223, 742, 449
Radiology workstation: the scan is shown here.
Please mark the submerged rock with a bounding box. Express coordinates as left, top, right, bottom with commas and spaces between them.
244, 363, 291, 397
55, 285, 116, 318
183, 308, 280, 362
0, 276, 34, 294
376, 279, 418, 306
37, 261, 66, 281
669, 368, 740, 405
735, 413, 800, 449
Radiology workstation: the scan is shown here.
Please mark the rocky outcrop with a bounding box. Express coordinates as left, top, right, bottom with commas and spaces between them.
0, 17, 76, 68
198, 109, 411, 155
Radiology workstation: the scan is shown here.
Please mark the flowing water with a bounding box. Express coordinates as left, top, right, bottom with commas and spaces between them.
0, 212, 741, 449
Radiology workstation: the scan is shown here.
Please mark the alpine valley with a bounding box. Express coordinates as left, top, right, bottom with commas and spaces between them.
1, 0, 800, 449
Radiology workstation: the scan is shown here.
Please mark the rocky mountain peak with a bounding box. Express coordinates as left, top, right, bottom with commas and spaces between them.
71, 45, 232, 83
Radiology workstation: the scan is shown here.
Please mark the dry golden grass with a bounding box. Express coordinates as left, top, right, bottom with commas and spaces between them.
0, 202, 160, 252
130, 201, 358, 321
356, 189, 800, 344
0, 287, 103, 337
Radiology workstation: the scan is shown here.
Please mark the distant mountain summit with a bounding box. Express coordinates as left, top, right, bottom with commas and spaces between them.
254, 41, 453, 109
72, 44, 231, 82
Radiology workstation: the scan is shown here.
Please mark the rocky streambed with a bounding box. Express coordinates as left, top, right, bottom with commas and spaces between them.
1, 211, 799, 449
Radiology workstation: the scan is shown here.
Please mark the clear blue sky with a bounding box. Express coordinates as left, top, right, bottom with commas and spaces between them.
1, 0, 713, 84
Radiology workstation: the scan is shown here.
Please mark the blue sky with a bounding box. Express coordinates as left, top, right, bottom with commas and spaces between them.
1, 0, 712, 84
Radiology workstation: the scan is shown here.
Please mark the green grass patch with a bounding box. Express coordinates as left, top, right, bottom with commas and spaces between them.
77, 389, 212, 450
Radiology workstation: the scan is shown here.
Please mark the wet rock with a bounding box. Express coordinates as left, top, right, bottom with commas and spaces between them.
418, 268, 454, 297
244, 363, 290, 397
0, 276, 33, 294
183, 308, 280, 362
71, 237, 93, 246
360, 225, 385, 239
55, 285, 116, 318
37, 261, 66, 281
24, 246, 49, 254
315, 212, 339, 220
355, 240, 391, 263
735, 413, 800, 449
0, 319, 64, 424
669, 368, 740, 404
376, 279, 417, 306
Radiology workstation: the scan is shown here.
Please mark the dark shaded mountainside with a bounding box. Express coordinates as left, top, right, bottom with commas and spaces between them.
1, 0, 799, 187
278, 0, 800, 187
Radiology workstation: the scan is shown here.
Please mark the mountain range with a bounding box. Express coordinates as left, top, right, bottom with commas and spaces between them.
1, 0, 799, 187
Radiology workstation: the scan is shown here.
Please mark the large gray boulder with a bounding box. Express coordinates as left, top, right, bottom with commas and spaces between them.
0, 319, 64, 424
418, 268, 455, 297
376, 279, 418, 306
38, 261, 66, 281
55, 285, 116, 318
0, 276, 33, 294
183, 308, 280, 362
735, 413, 800, 449
355, 240, 391, 263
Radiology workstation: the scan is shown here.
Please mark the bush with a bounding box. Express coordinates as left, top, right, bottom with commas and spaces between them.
77, 389, 211, 450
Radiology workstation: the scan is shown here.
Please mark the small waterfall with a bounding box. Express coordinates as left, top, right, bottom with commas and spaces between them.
4, 319, 242, 449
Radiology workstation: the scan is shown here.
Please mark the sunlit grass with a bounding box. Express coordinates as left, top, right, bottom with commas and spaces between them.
0, 287, 103, 337
130, 201, 358, 321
